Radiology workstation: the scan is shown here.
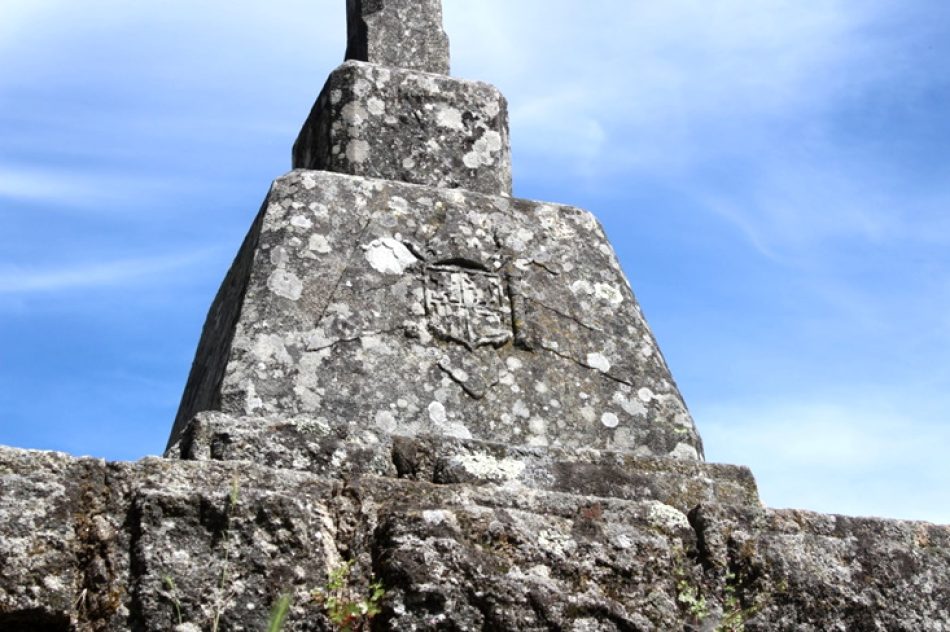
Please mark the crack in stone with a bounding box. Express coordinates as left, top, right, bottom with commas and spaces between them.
307, 327, 405, 352
437, 357, 499, 400
539, 342, 634, 388
528, 297, 606, 334
353, 275, 417, 297
530, 260, 560, 276
312, 213, 378, 330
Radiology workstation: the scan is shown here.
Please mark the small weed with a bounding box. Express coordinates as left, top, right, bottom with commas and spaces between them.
313, 561, 385, 632
718, 573, 745, 631
677, 579, 709, 620
162, 476, 241, 631
266, 594, 292, 632
714, 569, 768, 632
162, 575, 183, 626
210, 475, 241, 632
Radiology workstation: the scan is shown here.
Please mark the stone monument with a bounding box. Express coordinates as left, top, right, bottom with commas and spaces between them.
168, 0, 702, 466
1, 2, 947, 630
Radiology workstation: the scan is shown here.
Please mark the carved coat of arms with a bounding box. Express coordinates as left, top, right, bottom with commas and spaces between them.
424, 264, 513, 349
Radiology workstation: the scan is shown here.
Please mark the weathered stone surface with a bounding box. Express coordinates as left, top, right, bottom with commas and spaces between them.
0, 449, 131, 631
0, 449, 82, 629
7, 2, 948, 627
171, 170, 701, 460
169, 412, 754, 511
293, 62, 511, 196
130, 486, 334, 630
2, 446, 948, 630
345, 0, 450, 75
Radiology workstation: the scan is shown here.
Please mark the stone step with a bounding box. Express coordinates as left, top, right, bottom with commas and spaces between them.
2, 445, 947, 631
169, 412, 759, 512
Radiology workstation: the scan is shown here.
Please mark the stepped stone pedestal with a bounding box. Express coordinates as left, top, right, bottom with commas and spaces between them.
1, 1, 948, 630
292, 61, 511, 195
169, 168, 702, 461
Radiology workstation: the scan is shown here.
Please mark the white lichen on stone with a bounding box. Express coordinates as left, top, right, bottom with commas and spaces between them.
463, 130, 503, 168
364, 238, 418, 275
422, 509, 457, 526
267, 269, 303, 300
601, 412, 619, 428
449, 452, 526, 482
528, 417, 547, 435
367, 97, 386, 116
388, 196, 409, 213
645, 501, 690, 533
570, 279, 593, 295
586, 352, 612, 373
341, 101, 369, 125
352, 77, 372, 98
537, 529, 576, 557
435, 105, 464, 130
512, 400, 531, 419
593, 282, 624, 306
290, 214, 313, 229
252, 334, 293, 365
270, 245, 290, 266
374, 410, 397, 433
669, 442, 700, 460
244, 381, 263, 414
308, 234, 332, 254
613, 391, 648, 417
345, 139, 371, 163
428, 401, 447, 424
612, 534, 633, 550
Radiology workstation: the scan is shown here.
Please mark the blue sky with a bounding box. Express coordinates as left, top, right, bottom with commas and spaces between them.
2, 0, 948, 523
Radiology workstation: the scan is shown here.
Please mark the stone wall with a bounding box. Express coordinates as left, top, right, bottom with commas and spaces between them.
2, 443, 948, 630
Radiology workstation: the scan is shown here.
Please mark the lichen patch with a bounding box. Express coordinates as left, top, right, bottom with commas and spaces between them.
364, 238, 418, 275
267, 269, 303, 300
449, 453, 526, 482
586, 352, 612, 373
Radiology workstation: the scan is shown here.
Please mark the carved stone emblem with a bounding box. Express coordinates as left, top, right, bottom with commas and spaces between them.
424, 264, 513, 349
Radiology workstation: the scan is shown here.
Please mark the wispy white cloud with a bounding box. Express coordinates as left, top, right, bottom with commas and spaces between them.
451, 0, 947, 258
0, 166, 161, 209
0, 250, 214, 294
699, 397, 950, 522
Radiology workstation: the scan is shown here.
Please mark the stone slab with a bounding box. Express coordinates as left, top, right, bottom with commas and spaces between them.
293, 61, 511, 196
0, 450, 80, 629
345, 0, 450, 75
0, 449, 130, 631
169, 412, 757, 512
170, 170, 702, 460
130, 487, 334, 631
1, 446, 948, 630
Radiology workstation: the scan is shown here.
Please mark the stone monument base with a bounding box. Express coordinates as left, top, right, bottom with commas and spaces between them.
2, 444, 947, 630
170, 170, 704, 462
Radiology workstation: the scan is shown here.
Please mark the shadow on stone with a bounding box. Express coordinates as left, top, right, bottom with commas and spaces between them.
0, 609, 71, 632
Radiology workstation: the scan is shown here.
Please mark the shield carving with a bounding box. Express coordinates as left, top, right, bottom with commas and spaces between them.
424, 264, 513, 349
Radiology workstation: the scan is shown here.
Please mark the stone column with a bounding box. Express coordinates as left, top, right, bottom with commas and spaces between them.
345, 0, 450, 75
293, 0, 513, 196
